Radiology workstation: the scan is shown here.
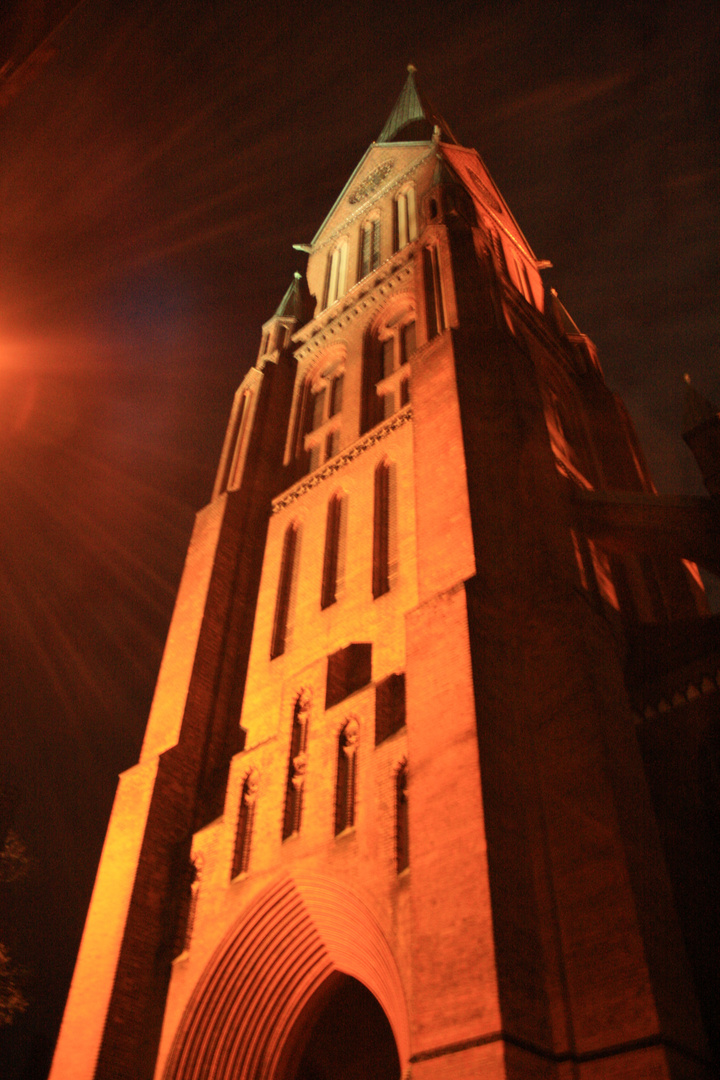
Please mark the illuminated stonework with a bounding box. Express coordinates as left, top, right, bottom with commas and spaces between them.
348, 160, 395, 204
272, 406, 411, 512
467, 168, 502, 213
50, 68, 718, 1080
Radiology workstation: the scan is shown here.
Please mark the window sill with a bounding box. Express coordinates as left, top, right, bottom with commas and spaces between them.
334, 825, 356, 841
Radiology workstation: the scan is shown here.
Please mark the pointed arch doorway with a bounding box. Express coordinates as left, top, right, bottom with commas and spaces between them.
281, 974, 401, 1080
162, 873, 409, 1080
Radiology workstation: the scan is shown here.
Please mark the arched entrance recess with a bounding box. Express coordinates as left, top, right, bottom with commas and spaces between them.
162, 872, 410, 1080
288, 974, 401, 1079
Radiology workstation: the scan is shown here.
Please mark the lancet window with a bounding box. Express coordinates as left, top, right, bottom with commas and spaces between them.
324, 239, 348, 309
271, 523, 300, 659
321, 492, 346, 609
359, 217, 381, 280
215, 389, 251, 496
304, 361, 344, 472
361, 306, 415, 433
373, 459, 397, 599
283, 690, 311, 840
232, 770, 258, 878
396, 761, 409, 873
334, 717, 359, 835
423, 244, 445, 339
394, 185, 417, 251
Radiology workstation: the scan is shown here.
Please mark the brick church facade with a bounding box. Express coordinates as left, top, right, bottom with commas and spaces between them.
50, 69, 719, 1079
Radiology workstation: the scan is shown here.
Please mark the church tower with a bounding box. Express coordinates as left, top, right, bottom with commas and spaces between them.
51, 69, 715, 1080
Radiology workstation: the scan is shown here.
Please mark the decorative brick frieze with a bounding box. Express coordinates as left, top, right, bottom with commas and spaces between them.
272, 407, 412, 512
309, 147, 434, 257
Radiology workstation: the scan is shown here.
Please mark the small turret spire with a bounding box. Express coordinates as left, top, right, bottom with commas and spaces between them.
272, 270, 314, 324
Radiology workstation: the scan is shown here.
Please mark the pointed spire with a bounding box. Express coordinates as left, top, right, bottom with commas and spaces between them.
273, 271, 314, 324
682, 373, 719, 435
377, 65, 457, 144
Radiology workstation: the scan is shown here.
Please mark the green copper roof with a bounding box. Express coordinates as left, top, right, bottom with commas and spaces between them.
377, 65, 457, 144
273, 271, 313, 323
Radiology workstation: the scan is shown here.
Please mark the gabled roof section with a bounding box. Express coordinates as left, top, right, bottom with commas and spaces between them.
306, 69, 453, 250
440, 143, 540, 264
377, 65, 457, 144
310, 140, 435, 248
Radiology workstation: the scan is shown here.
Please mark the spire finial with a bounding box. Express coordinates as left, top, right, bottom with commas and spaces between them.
407, 63, 417, 74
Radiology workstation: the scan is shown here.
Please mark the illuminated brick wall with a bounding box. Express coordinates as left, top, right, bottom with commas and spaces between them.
51, 72, 716, 1080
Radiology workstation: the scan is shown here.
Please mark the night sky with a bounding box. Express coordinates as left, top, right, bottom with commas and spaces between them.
0, 1, 718, 1076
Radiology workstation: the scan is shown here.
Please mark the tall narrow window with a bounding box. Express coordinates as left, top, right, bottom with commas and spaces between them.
329, 371, 344, 416
172, 857, 199, 959
362, 307, 415, 433
361, 343, 382, 434
423, 245, 445, 339
308, 444, 321, 472
394, 187, 417, 251
312, 386, 327, 430
305, 367, 344, 471
216, 391, 249, 496
373, 460, 395, 599
381, 338, 395, 379
334, 718, 359, 835
396, 761, 409, 873
359, 219, 381, 279
325, 240, 348, 308
232, 770, 258, 878
325, 429, 339, 461
400, 321, 415, 365
271, 524, 299, 659
321, 493, 345, 609
283, 690, 311, 840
